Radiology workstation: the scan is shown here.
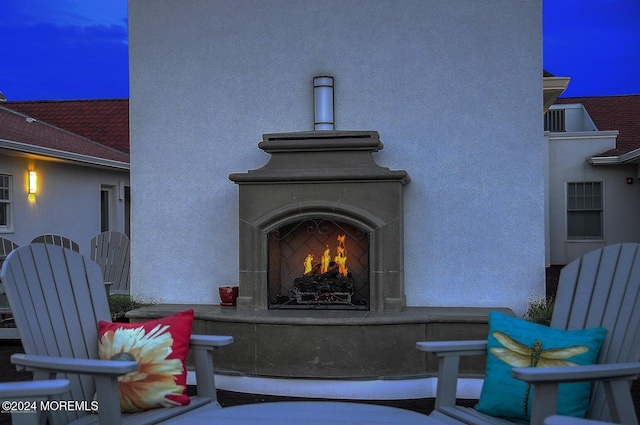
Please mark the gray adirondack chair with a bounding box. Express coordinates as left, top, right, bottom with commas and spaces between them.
31, 234, 80, 252
0, 379, 70, 425
1, 243, 233, 425
0, 237, 19, 339
90, 231, 131, 295
417, 243, 640, 425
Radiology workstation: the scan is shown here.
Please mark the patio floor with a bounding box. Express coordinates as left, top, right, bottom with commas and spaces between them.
1, 338, 638, 424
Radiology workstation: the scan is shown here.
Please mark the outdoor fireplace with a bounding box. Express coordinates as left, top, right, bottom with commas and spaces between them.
229, 130, 410, 311
134, 130, 497, 380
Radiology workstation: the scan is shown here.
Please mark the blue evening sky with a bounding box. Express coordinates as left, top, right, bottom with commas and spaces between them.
0, 0, 638, 101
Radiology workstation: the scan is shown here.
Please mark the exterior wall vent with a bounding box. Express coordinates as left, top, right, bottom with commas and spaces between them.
544, 109, 566, 132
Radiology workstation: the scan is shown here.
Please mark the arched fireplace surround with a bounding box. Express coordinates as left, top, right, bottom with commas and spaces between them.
229, 130, 410, 311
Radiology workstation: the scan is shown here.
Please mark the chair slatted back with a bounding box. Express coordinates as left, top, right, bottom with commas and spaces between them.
552, 243, 640, 422
0, 237, 19, 324
1, 244, 111, 424
0, 237, 18, 262
90, 231, 131, 294
31, 234, 80, 253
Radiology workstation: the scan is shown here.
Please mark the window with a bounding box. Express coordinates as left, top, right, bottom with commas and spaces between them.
0, 174, 11, 230
544, 109, 566, 132
567, 182, 603, 240
124, 185, 130, 238
100, 185, 116, 232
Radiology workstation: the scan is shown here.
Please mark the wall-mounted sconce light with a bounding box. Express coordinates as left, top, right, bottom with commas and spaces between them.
313, 76, 334, 130
627, 177, 634, 185
28, 170, 38, 194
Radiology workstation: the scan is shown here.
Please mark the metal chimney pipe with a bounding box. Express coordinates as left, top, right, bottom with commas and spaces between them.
313, 76, 334, 130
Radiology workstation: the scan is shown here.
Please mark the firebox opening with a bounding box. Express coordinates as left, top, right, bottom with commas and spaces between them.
268, 218, 369, 310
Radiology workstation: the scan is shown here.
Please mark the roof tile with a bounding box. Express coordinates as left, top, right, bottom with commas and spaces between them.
3, 99, 129, 153
0, 105, 129, 164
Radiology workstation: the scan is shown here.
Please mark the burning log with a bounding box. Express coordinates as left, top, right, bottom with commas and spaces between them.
294, 262, 354, 293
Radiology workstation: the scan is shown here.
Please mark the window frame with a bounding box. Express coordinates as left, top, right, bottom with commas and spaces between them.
100, 184, 117, 233
0, 174, 12, 232
566, 181, 604, 241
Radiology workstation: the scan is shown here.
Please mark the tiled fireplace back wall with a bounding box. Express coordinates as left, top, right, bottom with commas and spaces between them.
229, 131, 410, 311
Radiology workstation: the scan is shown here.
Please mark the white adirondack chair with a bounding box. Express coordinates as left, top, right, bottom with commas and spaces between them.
1, 243, 233, 425
417, 243, 640, 425
0, 236, 19, 339
31, 234, 80, 252
90, 231, 131, 294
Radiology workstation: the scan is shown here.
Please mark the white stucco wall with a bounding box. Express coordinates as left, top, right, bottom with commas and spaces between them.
129, 0, 544, 316
1, 154, 130, 256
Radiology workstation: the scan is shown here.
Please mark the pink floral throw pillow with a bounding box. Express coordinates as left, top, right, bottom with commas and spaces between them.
98, 309, 194, 412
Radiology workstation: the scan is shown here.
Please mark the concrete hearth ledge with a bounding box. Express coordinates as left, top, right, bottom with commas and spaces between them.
126, 304, 512, 325
127, 305, 513, 381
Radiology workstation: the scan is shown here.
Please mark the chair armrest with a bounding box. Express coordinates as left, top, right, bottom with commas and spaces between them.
0, 379, 70, 399
189, 334, 233, 402
11, 353, 139, 376
11, 354, 137, 425
190, 334, 233, 348
416, 340, 487, 356
416, 340, 487, 410
512, 363, 640, 425
511, 362, 640, 384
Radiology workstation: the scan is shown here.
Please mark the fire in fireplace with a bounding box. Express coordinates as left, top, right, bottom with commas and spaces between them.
268, 218, 369, 309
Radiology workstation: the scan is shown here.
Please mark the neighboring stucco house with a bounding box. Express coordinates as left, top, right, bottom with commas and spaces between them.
128, 0, 544, 316
545, 95, 640, 267
0, 100, 130, 256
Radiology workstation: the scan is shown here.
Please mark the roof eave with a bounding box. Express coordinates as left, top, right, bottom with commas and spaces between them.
0, 139, 130, 170
543, 76, 571, 113
589, 147, 640, 165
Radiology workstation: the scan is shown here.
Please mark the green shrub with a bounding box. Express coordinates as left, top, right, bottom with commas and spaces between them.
524, 295, 555, 326
108, 294, 155, 321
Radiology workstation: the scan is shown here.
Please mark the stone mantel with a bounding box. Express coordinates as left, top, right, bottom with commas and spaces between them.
229, 131, 410, 311
229, 131, 411, 184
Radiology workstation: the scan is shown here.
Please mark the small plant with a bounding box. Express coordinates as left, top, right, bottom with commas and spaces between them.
108, 294, 155, 321
524, 295, 555, 326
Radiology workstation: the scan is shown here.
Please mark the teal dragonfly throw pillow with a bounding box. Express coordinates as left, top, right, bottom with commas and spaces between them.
475, 311, 606, 421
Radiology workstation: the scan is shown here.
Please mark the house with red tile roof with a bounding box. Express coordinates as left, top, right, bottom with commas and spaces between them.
0, 103, 130, 255
545, 94, 640, 266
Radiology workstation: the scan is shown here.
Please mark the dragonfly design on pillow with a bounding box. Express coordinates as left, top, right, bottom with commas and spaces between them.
490, 331, 589, 416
